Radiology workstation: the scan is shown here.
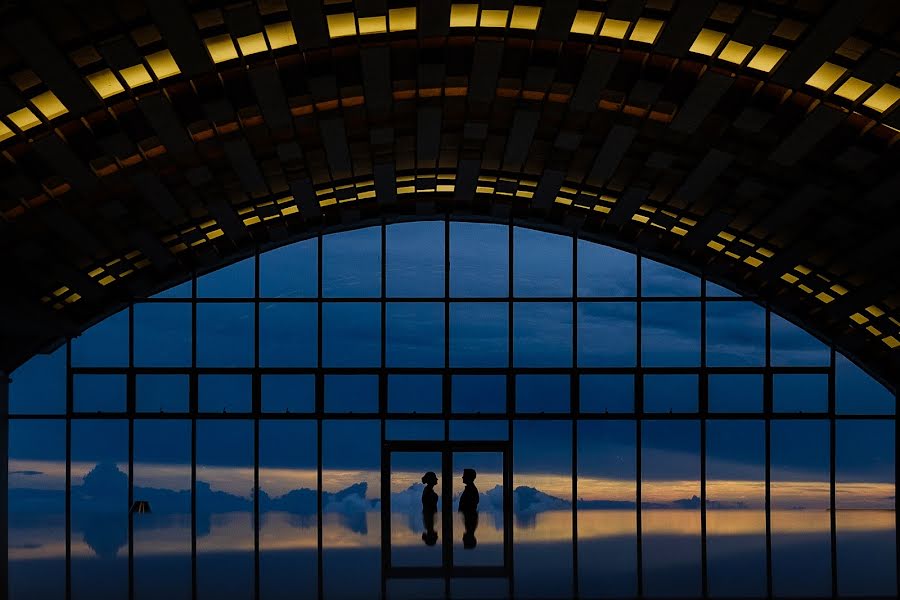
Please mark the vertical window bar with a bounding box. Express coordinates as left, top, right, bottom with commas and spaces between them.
190, 270, 198, 600
65, 339, 73, 600
829, 347, 837, 597
316, 232, 324, 600
253, 247, 261, 600
507, 220, 515, 598
700, 275, 708, 598
635, 251, 643, 598
127, 304, 135, 600
571, 231, 579, 598
764, 305, 773, 600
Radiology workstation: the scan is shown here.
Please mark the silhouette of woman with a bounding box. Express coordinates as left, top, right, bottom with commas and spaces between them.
458, 468, 479, 549
421, 471, 439, 546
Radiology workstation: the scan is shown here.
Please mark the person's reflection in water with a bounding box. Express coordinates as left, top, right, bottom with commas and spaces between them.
458, 468, 479, 549
421, 471, 439, 546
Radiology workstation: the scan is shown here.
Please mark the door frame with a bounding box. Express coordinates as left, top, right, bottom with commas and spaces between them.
380, 440, 513, 580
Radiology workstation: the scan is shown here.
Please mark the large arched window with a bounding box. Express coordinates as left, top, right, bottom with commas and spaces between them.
7, 220, 897, 600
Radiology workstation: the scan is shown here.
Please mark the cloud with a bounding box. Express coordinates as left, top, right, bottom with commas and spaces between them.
10, 470, 43, 476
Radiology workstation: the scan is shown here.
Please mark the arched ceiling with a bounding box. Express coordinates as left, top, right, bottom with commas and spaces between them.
0, 0, 899, 387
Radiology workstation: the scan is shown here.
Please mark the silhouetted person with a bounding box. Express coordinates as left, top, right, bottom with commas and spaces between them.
458, 468, 479, 549
458, 468, 479, 512
421, 471, 439, 546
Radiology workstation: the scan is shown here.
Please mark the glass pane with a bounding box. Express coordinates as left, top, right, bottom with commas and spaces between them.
386, 221, 444, 297
388, 374, 442, 413
261, 374, 315, 413
322, 420, 380, 598
514, 227, 572, 297
578, 420, 637, 597
136, 374, 189, 413
641, 302, 700, 366
516, 374, 569, 413
579, 374, 634, 413
390, 452, 444, 567
706, 302, 765, 366
642, 420, 701, 597
449, 420, 509, 441
641, 258, 700, 297
322, 302, 380, 367
323, 226, 381, 297
196, 303, 254, 367
452, 375, 506, 413
771, 420, 830, 597
708, 374, 763, 413
71, 420, 129, 600
198, 374, 252, 412
134, 303, 192, 367
259, 238, 317, 298
577, 302, 636, 366
513, 302, 572, 367
259, 420, 318, 598
450, 302, 508, 367
836, 421, 896, 597
387, 302, 444, 367
836, 354, 895, 415
773, 374, 828, 413
71, 309, 128, 367
197, 256, 255, 298
643, 375, 698, 413
514, 421, 572, 597
385, 420, 444, 440
770, 313, 829, 366
577, 241, 636, 297
9, 346, 66, 414
8, 420, 66, 598
152, 280, 192, 299
450, 221, 508, 297
73, 374, 126, 412
196, 420, 254, 599
707, 421, 766, 598
706, 281, 739, 297
133, 420, 191, 600
259, 302, 317, 367
325, 374, 378, 412
452, 451, 506, 569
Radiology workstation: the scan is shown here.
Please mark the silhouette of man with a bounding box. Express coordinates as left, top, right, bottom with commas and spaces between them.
458, 468, 479, 549
421, 471, 439, 546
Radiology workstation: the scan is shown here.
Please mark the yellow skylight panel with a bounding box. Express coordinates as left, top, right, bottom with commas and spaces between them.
805, 62, 846, 91
358, 16, 387, 35
834, 77, 872, 101
599, 18, 629, 39
850, 312, 869, 325
718, 40, 752, 64
265, 22, 297, 49
99, 275, 116, 286
145, 50, 180, 79
119, 64, 153, 88
744, 256, 763, 267
237, 32, 268, 56
571, 10, 602, 35
389, 7, 416, 32
480, 9, 508, 28
327, 13, 356, 38
450, 4, 478, 27
205, 34, 239, 62
629, 18, 663, 44
883, 336, 900, 349
781, 273, 799, 284
747, 45, 786, 72
87, 69, 125, 99
866, 325, 882, 336
690, 28, 725, 55
31, 90, 67, 120
863, 83, 900, 113
8, 107, 40, 130
816, 292, 834, 303
865, 305, 885, 317
0, 121, 14, 142
510, 6, 541, 30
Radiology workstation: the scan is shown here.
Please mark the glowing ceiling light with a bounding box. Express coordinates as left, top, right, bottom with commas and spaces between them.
480, 9, 508, 28
718, 40, 752, 64
510, 5, 541, 30
863, 83, 900, 113
86, 69, 125, 99
119, 64, 153, 88
145, 50, 180, 79
389, 7, 416, 32
0, 120, 13, 142
689, 28, 725, 55
237, 32, 268, 56
628, 18, 663, 44
358, 16, 387, 34
204, 34, 239, 63
805, 62, 846, 91
834, 77, 872, 101
7, 107, 40, 130
450, 4, 478, 28
599, 18, 629, 39
571, 10, 602, 35
746, 45, 786, 72
265, 22, 297, 49
30, 90, 67, 120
